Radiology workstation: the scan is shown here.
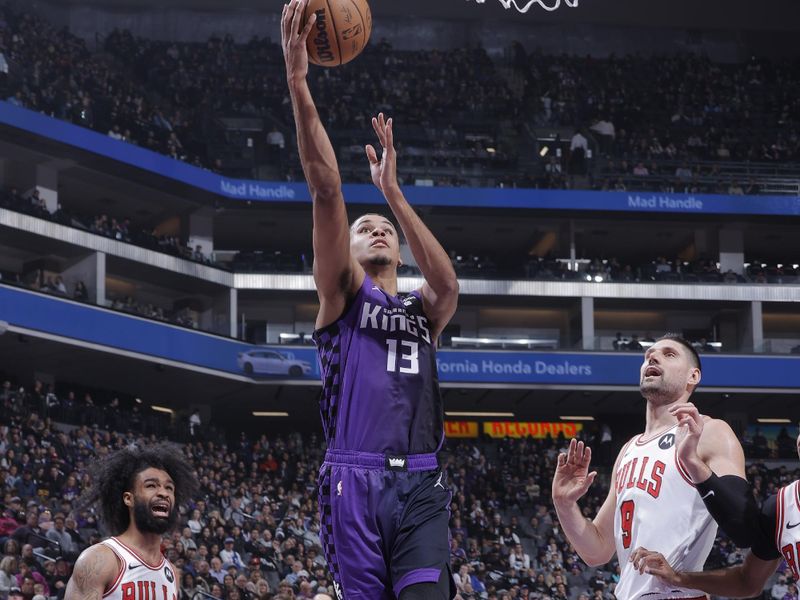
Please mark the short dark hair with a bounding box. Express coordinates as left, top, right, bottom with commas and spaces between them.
657, 333, 702, 372
81, 443, 199, 535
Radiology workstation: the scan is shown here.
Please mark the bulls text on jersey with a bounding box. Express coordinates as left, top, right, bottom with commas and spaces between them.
120, 581, 176, 600
615, 455, 666, 499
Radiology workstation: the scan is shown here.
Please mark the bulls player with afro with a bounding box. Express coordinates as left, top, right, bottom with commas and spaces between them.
65, 443, 199, 600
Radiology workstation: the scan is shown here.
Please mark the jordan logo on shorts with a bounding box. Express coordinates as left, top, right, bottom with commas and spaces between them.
337, 481, 343, 496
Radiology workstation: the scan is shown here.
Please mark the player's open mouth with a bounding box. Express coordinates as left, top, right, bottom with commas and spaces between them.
371, 241, 388, 248
151, 502, 170, 516
644, 366, 662, 377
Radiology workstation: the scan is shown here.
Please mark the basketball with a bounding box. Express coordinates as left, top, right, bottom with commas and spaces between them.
303, 0, 372, 67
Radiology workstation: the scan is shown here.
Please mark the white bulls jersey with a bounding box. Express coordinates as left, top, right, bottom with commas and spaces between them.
613, 426, 717, 600
777, 481, 800, 579
99, 537, 178, 600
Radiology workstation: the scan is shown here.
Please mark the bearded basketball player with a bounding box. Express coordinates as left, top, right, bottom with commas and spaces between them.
65, 443, 199, 600
552, 334, 752, 599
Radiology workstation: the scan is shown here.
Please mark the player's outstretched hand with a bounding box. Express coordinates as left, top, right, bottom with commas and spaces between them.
552, 438, 597, 505
669, 402, 706, 470
282, 0, 316, 83
630, 547, 683, 585
365, 113, 399, 194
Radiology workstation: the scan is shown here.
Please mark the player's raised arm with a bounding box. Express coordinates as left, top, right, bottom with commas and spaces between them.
551, 439, 617, 567
670, 403, 760, 548
64, 544, 120, 600
282, 0, 363, 327
366, 113, 459, 340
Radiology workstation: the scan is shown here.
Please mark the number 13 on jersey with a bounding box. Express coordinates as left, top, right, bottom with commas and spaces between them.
386, 339, 419, 374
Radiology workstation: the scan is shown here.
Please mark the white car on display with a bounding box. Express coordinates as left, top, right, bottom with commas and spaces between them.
237, 349, 312, 377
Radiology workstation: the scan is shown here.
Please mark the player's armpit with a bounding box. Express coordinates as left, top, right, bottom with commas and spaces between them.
64, 544, 120, 600
419, 280, 459, 342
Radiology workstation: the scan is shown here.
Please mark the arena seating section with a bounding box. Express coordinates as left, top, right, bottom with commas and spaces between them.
1, 6, 799, 193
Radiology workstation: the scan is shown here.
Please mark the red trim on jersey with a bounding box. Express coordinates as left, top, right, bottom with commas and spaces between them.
635, 423, 678, 446
613, 436, 637, 493
673, 447, 696, 487
618, 436, 636, 458
101, 543, 126, 598
777, 485, 786, 551
112, 537, 166, 570
794, 481, 800, 513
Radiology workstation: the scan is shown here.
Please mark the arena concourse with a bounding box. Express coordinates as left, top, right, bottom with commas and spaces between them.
0, 0, 799, 598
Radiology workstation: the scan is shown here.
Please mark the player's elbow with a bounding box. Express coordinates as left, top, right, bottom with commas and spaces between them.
583, 556, 611, 569
310, 182, 342, 203
740, 579, 763, 598
438, 277, 459, 298
581, 548, 615, 568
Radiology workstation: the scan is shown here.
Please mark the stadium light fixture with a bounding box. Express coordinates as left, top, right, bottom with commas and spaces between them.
539, 146, 549, 157
445, 411, 515, 418
151, 405, 174, 414
757, 418, 791, 424
559, 415, 595, 421
252, 411, 290, 417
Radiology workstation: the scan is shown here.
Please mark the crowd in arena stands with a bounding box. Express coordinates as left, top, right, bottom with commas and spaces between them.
2, 176, 797, 289
2, 5, 799, 192
107, 295, 199, 330
3, 174, 798, 289
0, 264, 200, 331
0, 187, 213, 267
0, 372, 796, 599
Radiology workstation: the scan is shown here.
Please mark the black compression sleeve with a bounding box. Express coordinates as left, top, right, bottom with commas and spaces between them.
751, 494, 781, 561
695, 473, 759, 548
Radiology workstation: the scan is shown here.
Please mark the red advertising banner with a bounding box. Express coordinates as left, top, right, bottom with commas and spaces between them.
444, 421, 479, 438
483, 421, 584, 439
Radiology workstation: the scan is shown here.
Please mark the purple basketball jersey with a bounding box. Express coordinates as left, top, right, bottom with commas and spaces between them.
313, 275, 444, 454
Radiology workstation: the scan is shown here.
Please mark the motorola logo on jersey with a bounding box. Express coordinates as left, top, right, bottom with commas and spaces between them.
658, 433, 675, 449
164, 566, 174, 583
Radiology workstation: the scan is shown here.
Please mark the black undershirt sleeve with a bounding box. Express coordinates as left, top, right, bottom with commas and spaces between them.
751, 494, 782, 561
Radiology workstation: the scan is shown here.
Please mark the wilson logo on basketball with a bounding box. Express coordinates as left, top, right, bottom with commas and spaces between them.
312, 9, 335, 64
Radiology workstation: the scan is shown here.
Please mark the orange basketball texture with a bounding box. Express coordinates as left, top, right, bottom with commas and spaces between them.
303, 0, 372, 67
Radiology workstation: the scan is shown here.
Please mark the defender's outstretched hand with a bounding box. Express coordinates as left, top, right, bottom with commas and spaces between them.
630, 547, 683, 585
281, 0, 316, 82
552, 439, 598, 504
365, 113, 399, 194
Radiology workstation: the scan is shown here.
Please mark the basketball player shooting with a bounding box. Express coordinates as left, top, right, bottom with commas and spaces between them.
552, 334, 754, 600
282, 1, 459, 599
65, 443, 199, 600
